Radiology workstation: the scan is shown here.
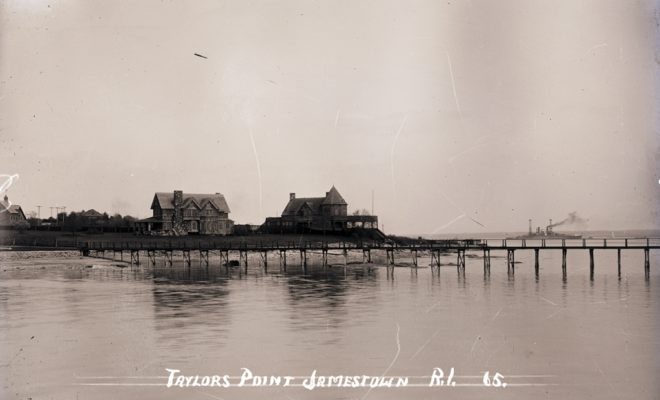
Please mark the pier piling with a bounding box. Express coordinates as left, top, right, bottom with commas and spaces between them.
222, 251, 229, 272
506, 249, 515, 275
280, 250, 287, 272
131, 250, 139, 266
262, 251, 268, 272
363, 249, 371, 264
534, 249, 539, 277
457, 249, 465, 273
300, 250, 307, 271
240, 250, 248, 272
483, 249, 490, 275
386, 249, 395, 266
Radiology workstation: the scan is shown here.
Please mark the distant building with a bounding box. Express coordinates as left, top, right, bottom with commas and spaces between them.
80, 209, 103, 219
261, 186, 378, 233
0, 195, 28, 228
78, 209, 105, 231
138, 190, 233, 235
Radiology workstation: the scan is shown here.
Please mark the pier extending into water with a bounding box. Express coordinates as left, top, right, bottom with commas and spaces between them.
79, 237, 659, 280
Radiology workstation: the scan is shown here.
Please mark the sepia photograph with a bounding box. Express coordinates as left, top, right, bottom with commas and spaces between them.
1, 1, 659, 399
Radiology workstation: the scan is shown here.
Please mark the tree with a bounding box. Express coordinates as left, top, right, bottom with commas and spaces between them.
56, 212, 66, 225
352, 209, 371, 216
62, 212, 80, 233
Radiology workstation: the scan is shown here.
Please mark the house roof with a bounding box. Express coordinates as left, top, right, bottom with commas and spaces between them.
322, 186, 347, 205
152, 192, 231, 213
0, 198, 24, 215
282, 197, 324, 216
281, 186, 347, 216
1, 203, 21, 214
81, 209, 103, 217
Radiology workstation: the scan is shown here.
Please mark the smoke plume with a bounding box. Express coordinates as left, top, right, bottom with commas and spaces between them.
549, 212, 589, 229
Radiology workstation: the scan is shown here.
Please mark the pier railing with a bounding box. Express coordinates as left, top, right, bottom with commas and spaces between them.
2, 236, 658, 252
78, 237, 660, 252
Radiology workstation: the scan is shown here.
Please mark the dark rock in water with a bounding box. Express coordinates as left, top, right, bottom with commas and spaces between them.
85, 265, 93, 268
114, 264, 128, 268
225, 260, 240, 267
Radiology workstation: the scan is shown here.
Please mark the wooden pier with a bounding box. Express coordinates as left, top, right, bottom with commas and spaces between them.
79, 237, 659, 279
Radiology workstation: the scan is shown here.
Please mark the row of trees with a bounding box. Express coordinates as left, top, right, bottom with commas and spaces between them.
28, 211, 138, 232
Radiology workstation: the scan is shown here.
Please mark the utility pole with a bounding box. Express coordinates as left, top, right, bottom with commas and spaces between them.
50, 206, 54, 218
371, 189, 374, 215
36, 205, 42, 219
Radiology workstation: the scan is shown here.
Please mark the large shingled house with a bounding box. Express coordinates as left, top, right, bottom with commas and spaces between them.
138, 190, 233, 235
261, 186, 378, 233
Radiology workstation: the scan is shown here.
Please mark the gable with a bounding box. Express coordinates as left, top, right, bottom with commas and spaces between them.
281, 197, 324, 216
151, 192, 230, 213
181, 197, 202, 210
297, 202, 314, 216
151, 194, 164, 210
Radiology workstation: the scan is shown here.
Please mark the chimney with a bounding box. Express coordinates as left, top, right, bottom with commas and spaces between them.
174, 190, 183, 207
547, 219, 553, 234
173, 190, 184, 225
290, 193, 295, 200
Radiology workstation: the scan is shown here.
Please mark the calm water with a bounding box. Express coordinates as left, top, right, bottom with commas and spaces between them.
1, 249, 658, 400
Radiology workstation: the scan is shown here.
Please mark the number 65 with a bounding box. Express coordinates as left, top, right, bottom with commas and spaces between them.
483, 371, 506, 387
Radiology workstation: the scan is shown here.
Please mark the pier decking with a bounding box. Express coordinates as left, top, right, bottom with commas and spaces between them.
77, 237, 659, 280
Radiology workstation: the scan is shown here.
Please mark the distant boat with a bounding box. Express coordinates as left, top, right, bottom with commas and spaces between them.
509, 231, 582, 240
508, 219, 582, 240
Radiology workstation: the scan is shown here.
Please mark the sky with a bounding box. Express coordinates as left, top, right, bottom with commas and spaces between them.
1, 0, 658, 234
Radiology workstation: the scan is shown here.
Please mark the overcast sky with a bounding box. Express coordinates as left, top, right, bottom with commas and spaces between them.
1, 0, 658, 234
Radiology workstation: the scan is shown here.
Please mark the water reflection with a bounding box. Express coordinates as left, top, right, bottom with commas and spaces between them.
282, 266, 380, 336
150, 268, 232, 348
150, 265, 232, 283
